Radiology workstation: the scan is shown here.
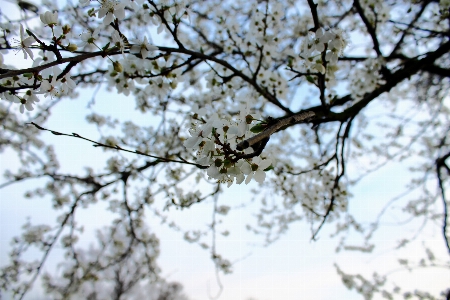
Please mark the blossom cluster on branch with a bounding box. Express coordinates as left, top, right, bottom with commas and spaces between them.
184, 102, 274, 185
0, 0, 449, 299
0, 0, 348, 184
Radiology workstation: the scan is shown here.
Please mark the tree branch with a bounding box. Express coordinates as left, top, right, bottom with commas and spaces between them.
26, 122, 207, 169
236, 111, 315, 151
353, 0, 382, 56
307, 0, 321, 31
436, 151, 450, 254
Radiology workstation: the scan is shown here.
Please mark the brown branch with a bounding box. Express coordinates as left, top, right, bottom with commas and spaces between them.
285, 154, 337, 176
353, 0, 382, 56
17, 187, 96, 300
311, 117, 352, 240
422, 65, 450, 78
1, 44, 292, 114
321, 40, 450, 123
0, 84, 40, 93
307, 0, 321, 32
158, 46, 293, 114
26, 122, 207, 169
389, 0, 431, 56
436, 151, 450, 254
236, 111, 315, 151
0, 50, 117, 80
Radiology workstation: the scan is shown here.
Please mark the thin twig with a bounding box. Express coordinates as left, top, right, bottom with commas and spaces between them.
26, 122, 207, 168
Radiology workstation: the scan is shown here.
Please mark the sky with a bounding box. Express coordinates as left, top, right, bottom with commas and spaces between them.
0, 1, 449, 299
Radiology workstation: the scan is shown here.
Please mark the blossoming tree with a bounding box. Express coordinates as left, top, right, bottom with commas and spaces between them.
1, 0, 449, 298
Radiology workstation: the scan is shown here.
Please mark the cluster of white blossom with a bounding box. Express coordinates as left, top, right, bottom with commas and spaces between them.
1, 0, 450, 298
81, 0, 126, 25
298, 28, 347, 87
0, 0, 187, 113
358, 0, 391, 25
220, 3, 285, 61
0, 11, 79, 112
183, 102, 273, 186
0, 0, 350, 188
348, 58, 385, 100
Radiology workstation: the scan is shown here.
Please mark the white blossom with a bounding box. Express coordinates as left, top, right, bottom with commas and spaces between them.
40, 11, 58, 26
15, 24, 35, 60
78, 29, 100, 48
97, 0, 126, 25
130, 37, 158, 58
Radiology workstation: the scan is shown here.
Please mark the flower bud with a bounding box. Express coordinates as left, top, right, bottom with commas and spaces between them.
223, 159, 232, 168
113, 61, 123, 73
40, 11, 58, 26
214, 159, 223, 167
66, 43, 78, 52
62, 24, 71, 34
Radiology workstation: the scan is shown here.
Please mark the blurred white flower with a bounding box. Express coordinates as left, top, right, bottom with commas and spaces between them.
98, 0, 125, 25
78, 29, 100, 48
112, 30, 126, 54
18, 90, 40, 113
40, 11, 58, 26
19, 99, 33, 113
122, 0, 144, 11
242, 157, 272, 184
130, 37, 158, 58
15, 24, 35, 60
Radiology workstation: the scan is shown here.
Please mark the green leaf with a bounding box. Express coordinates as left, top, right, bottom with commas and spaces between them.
306, 75, 315, 83
88, 8, 95, 17
263, 165, 274, 172
250, 123, 267, 133
102, 42, 110, 51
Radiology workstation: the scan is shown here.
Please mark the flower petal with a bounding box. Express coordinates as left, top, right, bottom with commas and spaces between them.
114, 7, 125, 20
245, 172, 253, 184
254, 170, 266, 183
